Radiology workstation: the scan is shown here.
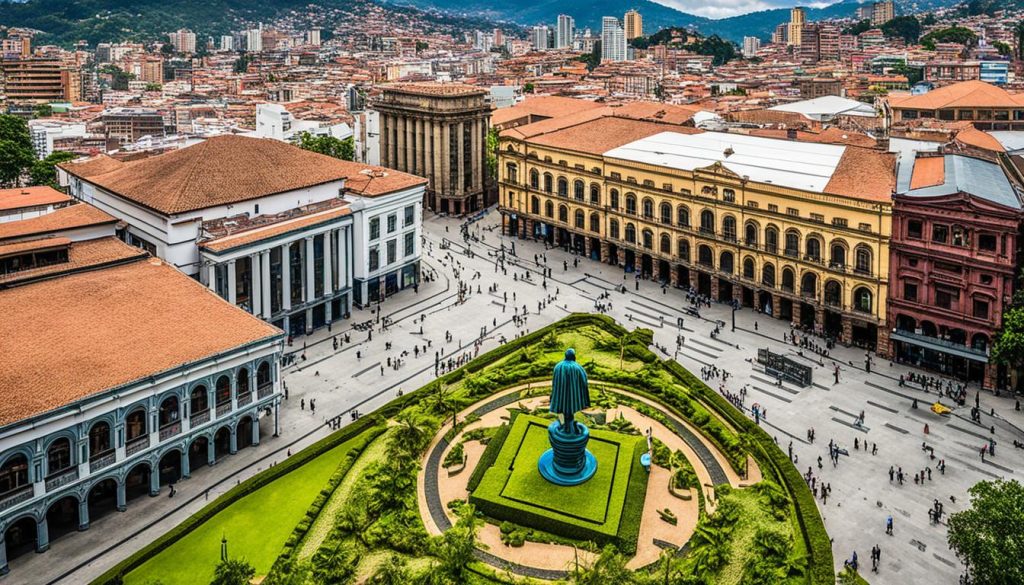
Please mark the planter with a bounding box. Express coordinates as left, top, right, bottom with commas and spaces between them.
668, 483, 693, 501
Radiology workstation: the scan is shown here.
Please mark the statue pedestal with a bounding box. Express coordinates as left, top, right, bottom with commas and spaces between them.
539, 421, 598, 486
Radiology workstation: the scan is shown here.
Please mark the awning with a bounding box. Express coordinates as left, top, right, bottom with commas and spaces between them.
891, 330, 988, 363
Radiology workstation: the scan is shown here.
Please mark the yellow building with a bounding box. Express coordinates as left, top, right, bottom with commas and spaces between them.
624, 10, 643, 40
498, 110, 896, 349
788, 7, 806, 47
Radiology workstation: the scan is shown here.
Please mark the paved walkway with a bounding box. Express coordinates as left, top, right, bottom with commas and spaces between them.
23, 209, 1024, 585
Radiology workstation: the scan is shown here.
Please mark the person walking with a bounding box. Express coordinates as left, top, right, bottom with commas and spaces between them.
886, 515, 893, 535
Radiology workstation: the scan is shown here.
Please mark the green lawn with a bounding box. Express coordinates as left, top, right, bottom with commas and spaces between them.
125, 436, 363, 585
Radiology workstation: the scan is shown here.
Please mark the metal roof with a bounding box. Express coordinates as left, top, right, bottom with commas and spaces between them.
604, 131, 847, 193
896, 153, 1020, 209
768, 96, 876, 119
988, 131, 1024, 152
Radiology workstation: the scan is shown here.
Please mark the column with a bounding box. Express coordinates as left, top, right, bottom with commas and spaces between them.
424, 120, 433, 186
273, 401, 280, 437
116, 481, 126, 512
229, 427, 237, 455
841, 318, 853, 345
379, 114, 389, 167
304, 237, 315, 303
689, 270, 698, 290
397, 117, 407, 171
261, 251, 272, 319
251, 253, 262, 316
78, 499, 89, 531
181, 449, 191, 479
0, 532, 7, 574
36, 517, 49, 553
711, 277, 719, 300
281, 244, 292, 312
227, 260, 237, 305
206, 264, 216, 290
323, 232, 333, 296
670, 265, 680, 287
252, 415, 261, 446
471, 118, 482, 196
771, 294, 781, 320
792, 302, 802, 327
433, 122, 443, 194
456, 121, 466, 198
149, 465, 159, 497
207, 438, 215, 466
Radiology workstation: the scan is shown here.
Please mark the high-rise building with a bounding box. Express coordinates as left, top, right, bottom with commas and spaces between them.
818, 24, 840, 61
556, 15, 575, 49
531, 25, 551, 51
0, 58, 79, 104
308, 29, 321, 46
772, 24, 789, 45
168, 29, 196, 53
799, 24, 820, 63
788, 7, 806, 47
871, 0, 894, 26
742, 36, 761, 58
1, 36, 30, 59
220, 35, 234, 51
601, 17, 626, 62
493, 28, 504, 46
246, 25, 263, 52
624, 10, 643, 40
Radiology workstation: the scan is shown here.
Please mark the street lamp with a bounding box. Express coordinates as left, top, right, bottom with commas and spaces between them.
731, 302, 737, 332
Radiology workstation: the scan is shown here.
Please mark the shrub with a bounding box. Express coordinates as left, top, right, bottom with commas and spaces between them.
443, 442, 465, 468
466, 411, 518, 492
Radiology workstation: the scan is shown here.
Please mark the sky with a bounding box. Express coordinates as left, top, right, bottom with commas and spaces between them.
652, 0, 836, 19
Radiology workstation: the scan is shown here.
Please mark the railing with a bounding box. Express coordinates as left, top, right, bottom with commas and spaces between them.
191, 410, 211, 427
0, 485, 33, 511
126, 435, 150, 457
89, 451, 116, 473
216, 402, 232, 418
801, 290, 817, 299
237, 392, 253, 407
159, 421, 181, 441
854, 267, 872, 276
258, 383, 274, 399
45, 468, 78, 492
784, 249, 799, 258
825, 297, 842, 308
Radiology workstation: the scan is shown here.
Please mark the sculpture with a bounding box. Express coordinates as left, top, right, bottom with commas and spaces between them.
539, 348, 598, 485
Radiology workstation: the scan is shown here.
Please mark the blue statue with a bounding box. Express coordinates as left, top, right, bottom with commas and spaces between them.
539, 348, 597, 485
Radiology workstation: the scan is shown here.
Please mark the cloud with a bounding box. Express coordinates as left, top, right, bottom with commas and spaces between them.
652, 0, 829, 19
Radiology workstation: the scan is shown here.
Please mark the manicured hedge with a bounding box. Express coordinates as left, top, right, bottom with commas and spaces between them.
466, 410, 518, 493
616, 438, 650, 554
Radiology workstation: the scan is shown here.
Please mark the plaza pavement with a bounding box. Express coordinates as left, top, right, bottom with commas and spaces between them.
23, 209, 1024, 585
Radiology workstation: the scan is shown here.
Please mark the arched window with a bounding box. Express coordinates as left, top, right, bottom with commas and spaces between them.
0, 454, 29, 495
782, 267, 795, 291
765, 226, 779, 254
574, 209, 585, 229
558, 205, 569, 223
625, 223, 636, 243
745, 222, 758, 246
610, 219, 620, 239
625, 193, 637, 215
89, 421, 112, 459
590, 213, 600, 233
825, 280, 842, 306
257, 361, 271, 388
642, 229, 654, 249
543, 173, 553, 193
126, 408, 146, 441
544, 201, 554, 218
698, 245, 714, 267
660, 202, 672, 224
853, 287, 873, 313
47, 438, 72, 475
215, 375, 231, 406
573, 180, 584, 200
529, 169, 539, 189
610, 189, 620, 210
855, 246, 872, 274
722, 216, 737, 242
190, 384, 209, 416
762, 263, 776, 287
159, 395, 180, 427
531, 196, 540, 214
830, 242, 846, 268
678, 239, 690, 261
642, 197, 654, 219
557, 177, 568, 197
785, 230, 800, 257
743, 257, 755, 278
700, 210, 715, 234
801, 272, 818, 298
720, 251, 734, 274
677, 205, 690, 228
660, 234, 671, 254
971, 333, 989, 352
806, 237, 822, 261
590, 184, 600, 204
237, 368, 249, 399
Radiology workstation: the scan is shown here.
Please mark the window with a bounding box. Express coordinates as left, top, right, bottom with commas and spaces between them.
531, 196, 540, 214
765, 227, 779, 254
858, 223, 872, 233
745, 222, 758, 246
722, 189, 735, 203
530, 169, 539, 188
853, 288, 872, 313
806, 238, 822, 261
660, 234, 671, 254
610, 189, 620, 210
545, 201, 554, 218
677, 205, 690, 227
590, 184, 600, 204
722, 216, 737, 241
544, 173, 553, 193
404, 232, 415, 256
404, 205, 415, 226
785, 231, 800, 257
369, 248, 379, 271
907, 220, 922, 239
387, 214, 397, 233
904, 282, 918, 302
832, 217, 848, 228
387, 240, 396, 264
557, 177, 568, 197
786, 207, 799, 217
935, 287, 959, 310
558, 205, 568, 223
660, 202, 672, 224
767, 204, 779, 213
625, 194, 637, 215
575, 210, 585, 229
935, 261, 961, 274
610, 220, 620, 239
642, 229, 653, 249
700, 210, 715, 234
979, 234, 997, 252
810, 213, 824, 223
973, 298, 989, 319
981, 274, 994, 285
855, 246, 872, 274
747, 200, 759, 209
642, 198, 654, 219
625, 223, 636, 243
952, 225, 968, 247
678, 239, 689, 260
590, 213, 600, 233
370, 218, 380, 240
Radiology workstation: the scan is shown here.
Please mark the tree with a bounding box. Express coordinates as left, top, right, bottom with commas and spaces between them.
369, 553, 410, 584
485, 126, 499, 184
389, 410, 433, 456
29, 151, 76, 188
992, 276, 1024, 372
210, 558, 255, 585
433, 506, 478, 582
994, 41, 1012, 56
160, 43, 174, 55
881, 16, 921, 45
921, 27, 979, 51
685, 35, 736, 66
310, 540, 357, 584
33, 103, 52, 118
922, 13, 937, 26
297, 133, 355, 161
948, 479, 1024, 584
843, 19, 873, 36
571, 545, 635, 585
233, 53, 251, 74
0, 114, 35, 187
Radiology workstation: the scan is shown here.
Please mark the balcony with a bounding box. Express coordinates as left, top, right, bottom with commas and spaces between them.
258, 383, 274, 399
784, 249, 799, 258
89, 451, 116, 473
191, 410, 211, 427
0, 485, 33, 511
126, 435, 150, 457
216, 402, 232, 418
237, 392, 253, 407
854, 267, 872, 277
45, 468, 78, 492
159, 421, 181, 441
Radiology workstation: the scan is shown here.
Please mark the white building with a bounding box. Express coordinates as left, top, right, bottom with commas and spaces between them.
28, 120, 87, 159
168, 29, 196, 53
531, 26, 551, 51
254, 103, 353, 143
601, 17, 626, 62
742, 36, 761, 58
58, 135, 426, 336
220, 35, 234, 52
307, 30, 321, 46
556, 15, 575, 49
245, 28, 263, 52
353, 110, 381, 166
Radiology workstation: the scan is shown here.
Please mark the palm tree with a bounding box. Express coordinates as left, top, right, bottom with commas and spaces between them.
389, 411, 432, 456
311, 541, 355, 584
430, 383, 458, 427
687, 525, 730, 574
435, 507, 478, 582
368, 554, 410, 585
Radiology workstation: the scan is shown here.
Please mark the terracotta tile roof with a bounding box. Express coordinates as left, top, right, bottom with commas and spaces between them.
61, 154, 124, 178
501, 102, 699, 143
823, 147, 896, 202
491, 96, 604, 127
339, 163, 428, 197
0, 236, 146, 286
746, 127, 878, 147
202, 206, 352, 254
0, 186, 71, 212
910, 156, 947, 189
528, 116, 702, 155
0, 236, 71, 258
383, 83, 487, 97
953, 126, 1005, 152
888, 80, 1024, 110
59, 135, 362, 215
0, 256, 281, 427
0, 203, 117, 243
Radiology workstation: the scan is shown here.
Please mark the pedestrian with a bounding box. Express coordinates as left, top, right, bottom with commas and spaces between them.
311, 399, 315, 414
301, 398, 305, 410
886, 515, 893, 535
169, 483, 176, 498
